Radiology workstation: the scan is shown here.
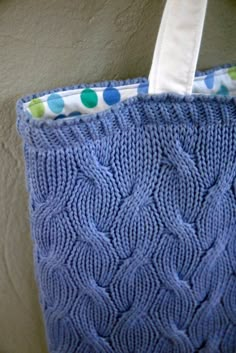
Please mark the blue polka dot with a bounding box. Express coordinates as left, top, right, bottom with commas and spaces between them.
103, 87, 121, 106
138, 83, 148, 95
204, 73, 214, 89
55, 114, 66, 120
26, 110, 33, 119
68, 111, 81, 117
47, 94, 64, 114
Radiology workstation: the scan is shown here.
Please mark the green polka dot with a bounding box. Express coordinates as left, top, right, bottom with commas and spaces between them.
228, 67, 236, 80
81, 88, 98, 108
29, 98, 45, 118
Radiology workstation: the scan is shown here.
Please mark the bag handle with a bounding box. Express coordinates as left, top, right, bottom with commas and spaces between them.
148, 0, 208, 95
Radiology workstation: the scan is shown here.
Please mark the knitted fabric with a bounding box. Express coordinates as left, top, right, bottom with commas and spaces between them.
22, 65, 236, 120
16, 80, 236, 353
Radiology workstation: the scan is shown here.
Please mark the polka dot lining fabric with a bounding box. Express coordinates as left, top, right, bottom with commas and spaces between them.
24, 65, 236, 120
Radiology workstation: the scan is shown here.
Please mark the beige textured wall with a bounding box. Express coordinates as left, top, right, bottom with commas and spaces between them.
0, 0, 235, 352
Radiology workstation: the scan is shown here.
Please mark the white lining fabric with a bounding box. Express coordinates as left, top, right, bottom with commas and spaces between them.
23, 0, 236, 121
23, 66, 236, 120
148, 0, 208, 94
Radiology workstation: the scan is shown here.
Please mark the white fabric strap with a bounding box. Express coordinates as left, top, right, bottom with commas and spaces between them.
148, 0, 208, 95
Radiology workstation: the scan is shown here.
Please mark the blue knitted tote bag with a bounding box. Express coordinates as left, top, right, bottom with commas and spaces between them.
16, 1, 236, 352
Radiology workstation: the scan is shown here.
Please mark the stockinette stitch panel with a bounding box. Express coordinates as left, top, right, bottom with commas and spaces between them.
16, 92, 236, 353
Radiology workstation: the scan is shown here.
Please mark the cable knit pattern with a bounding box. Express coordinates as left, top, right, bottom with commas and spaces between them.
16, 81, 236, 353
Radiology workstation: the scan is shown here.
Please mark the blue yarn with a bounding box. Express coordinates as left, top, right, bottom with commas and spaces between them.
16, 77, 236, 353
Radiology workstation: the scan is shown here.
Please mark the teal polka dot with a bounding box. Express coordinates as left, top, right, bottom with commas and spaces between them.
29, 98, 45, 118
81, 88, 98, 108
47, 94, 64, 114
103, 87, 121, 106
217, 85, 229, 96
